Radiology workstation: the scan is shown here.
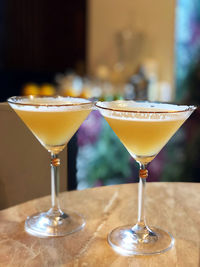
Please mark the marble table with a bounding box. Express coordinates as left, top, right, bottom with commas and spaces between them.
0, 182, 199, 266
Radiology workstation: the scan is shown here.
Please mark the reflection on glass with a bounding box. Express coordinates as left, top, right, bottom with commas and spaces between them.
96, 100, 196, 255
8, 96, 93, 237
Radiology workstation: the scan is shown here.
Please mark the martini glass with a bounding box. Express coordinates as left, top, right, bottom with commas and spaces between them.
96, 100, 196, 255
8, 96, 93, 237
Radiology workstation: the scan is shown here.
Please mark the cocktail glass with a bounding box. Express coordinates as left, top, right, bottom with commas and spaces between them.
8, 96, 93, 237
96, 100, 196, 255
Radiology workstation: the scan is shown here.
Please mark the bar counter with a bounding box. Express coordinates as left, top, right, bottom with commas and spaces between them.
0, 182, 199, 266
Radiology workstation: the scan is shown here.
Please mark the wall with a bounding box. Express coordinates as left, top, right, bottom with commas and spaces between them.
87, 0, 176, 93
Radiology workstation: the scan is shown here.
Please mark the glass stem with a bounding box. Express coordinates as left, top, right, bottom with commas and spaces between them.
50, 153, 61, 211
137, 163, 148, 227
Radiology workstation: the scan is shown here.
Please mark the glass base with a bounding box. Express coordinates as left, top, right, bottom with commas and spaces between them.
108, 224, 174, 256
25, 208, 85, 238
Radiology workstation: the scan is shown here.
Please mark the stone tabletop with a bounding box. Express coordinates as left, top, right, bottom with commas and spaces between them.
0, 182, 199, 266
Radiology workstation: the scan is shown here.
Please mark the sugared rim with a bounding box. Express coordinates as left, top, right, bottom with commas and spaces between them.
7, 96, 93, 107
95, 101, 196, 114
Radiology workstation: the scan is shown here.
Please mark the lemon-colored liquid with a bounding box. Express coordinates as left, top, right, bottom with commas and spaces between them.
14, 107, 90, 153
105, 116, 185, 163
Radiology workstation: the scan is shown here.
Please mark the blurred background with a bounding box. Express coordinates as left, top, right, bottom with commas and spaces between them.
0, 0, 200, 192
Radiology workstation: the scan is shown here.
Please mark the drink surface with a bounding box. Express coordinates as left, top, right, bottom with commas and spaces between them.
10, 97, 92, 153
100, 101, 191, 164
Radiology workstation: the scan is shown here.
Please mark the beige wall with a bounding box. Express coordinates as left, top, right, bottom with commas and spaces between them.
87, 0, 176, 89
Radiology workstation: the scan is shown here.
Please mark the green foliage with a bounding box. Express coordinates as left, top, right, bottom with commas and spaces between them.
86, 119, 131, 186
161, 130, 186, 182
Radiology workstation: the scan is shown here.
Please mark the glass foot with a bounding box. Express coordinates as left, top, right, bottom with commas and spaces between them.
25, 208, 85, 237
108, 224, 174, 256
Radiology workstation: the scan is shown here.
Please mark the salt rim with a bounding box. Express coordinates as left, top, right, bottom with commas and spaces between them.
96, 100, 194, 113
96, 100, 195, 121
8, 96, 93, 112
